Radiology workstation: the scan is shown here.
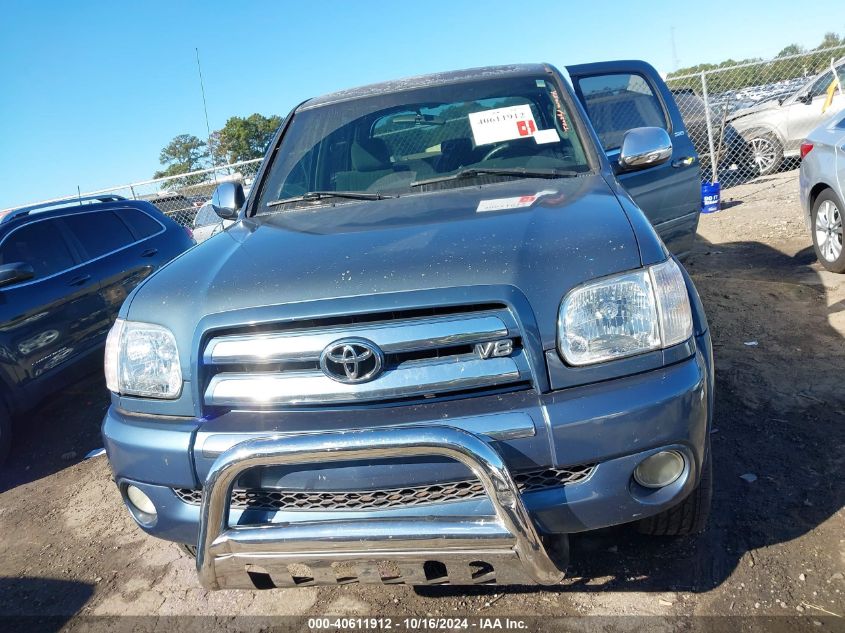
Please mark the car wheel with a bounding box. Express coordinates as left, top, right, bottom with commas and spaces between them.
749, 132, 783, 176
636, 441, 712, 536
812, 189, 845, 273
0, 403, 11, 467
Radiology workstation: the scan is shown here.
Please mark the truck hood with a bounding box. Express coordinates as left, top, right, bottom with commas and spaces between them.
126, 174, 642, 351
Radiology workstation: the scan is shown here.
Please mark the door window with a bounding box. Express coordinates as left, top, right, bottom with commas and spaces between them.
576, 73, 668, 151
62, 211, 136, 260
119, 208, 163, 239
807, 71, 839, 99
0, 220, 76, 280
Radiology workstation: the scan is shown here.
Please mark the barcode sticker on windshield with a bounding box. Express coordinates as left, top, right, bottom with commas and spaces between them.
469, 104, 538, 146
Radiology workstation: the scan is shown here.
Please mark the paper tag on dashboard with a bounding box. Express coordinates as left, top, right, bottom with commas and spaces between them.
533, 128, 560, 144
469, 104, 538, 146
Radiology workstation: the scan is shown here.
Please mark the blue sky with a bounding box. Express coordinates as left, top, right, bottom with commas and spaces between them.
1, 0, 842, 208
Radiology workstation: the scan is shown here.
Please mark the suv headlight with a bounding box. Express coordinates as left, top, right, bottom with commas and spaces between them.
558, 258, 693, 366
104, 319, 182, 399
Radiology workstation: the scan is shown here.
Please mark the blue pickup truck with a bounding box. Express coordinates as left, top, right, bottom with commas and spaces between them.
102, 61, 711, 589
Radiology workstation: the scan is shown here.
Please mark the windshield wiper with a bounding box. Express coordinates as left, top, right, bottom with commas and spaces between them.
410, 167, 582, 188
267, 191, 396, 207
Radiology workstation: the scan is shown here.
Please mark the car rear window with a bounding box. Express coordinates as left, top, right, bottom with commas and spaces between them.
0, 219, 76, 279
62, 211, 136, 260
576, 73, 668, 151
120, 207, 163, 239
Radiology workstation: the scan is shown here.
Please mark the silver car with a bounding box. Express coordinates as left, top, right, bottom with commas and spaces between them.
731, 58, 845, 175
192, 201, 234, 243
799, 110, 845, 272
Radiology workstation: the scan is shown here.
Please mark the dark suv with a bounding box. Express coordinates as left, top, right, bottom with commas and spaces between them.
0, 195, 194, 463
103, 62, 713, 589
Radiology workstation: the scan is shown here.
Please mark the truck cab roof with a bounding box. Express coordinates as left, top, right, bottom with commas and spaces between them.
301, 64, 553, 110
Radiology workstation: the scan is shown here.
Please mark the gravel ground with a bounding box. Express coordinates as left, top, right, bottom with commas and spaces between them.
1, 169, 843, 631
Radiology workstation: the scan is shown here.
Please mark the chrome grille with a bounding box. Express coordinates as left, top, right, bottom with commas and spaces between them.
202, 308, 532, 408
174, 464, 595, 511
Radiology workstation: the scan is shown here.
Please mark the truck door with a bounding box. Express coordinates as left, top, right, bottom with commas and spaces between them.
567, 60, 701, 256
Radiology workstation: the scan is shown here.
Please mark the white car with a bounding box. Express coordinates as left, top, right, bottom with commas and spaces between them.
192, 202, 234, 243
730, 58, 845, 175
799, 110, 845, 271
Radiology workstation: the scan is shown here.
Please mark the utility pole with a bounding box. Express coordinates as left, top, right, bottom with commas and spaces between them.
195, 48, 217, 169
670, 26, 680, 72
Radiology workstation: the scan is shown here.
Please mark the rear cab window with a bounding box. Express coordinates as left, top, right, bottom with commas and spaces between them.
574, 73, 669, 151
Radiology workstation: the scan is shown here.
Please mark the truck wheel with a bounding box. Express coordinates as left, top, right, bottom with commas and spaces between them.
749, 133, 783, 176
637, 442, 712, 536
0, 404, 11, 467
811, 189, 845, 273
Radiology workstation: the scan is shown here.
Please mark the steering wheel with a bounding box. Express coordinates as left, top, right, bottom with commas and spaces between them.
482, 142, 515, 162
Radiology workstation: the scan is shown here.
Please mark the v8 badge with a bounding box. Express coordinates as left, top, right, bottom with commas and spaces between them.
475, 339, 513, 359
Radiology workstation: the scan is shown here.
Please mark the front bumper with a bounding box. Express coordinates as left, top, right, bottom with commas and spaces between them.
196, 426, 564, 589
103, 332, 712, 587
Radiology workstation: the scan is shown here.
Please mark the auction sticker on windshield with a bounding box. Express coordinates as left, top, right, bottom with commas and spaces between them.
469, 104, 539, 145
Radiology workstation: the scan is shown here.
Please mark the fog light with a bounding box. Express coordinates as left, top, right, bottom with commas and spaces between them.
633, 451, 685, 488
126, 485, 157, 516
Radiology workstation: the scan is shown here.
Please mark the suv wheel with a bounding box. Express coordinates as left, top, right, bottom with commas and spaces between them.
812, 189, 845, 273
749, 132, 783, 176
637, 441, 712, 536
0, 404, 11, 467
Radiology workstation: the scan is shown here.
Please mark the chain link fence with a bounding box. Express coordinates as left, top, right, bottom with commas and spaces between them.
666, 45, 845, 189
3, 158, 263, 230
6, 46, 845, 224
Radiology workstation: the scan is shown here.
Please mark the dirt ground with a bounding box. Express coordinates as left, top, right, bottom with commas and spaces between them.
1, 169, 843, 631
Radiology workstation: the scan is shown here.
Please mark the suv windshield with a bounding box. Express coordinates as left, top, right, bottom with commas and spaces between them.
255, 74, 591, 212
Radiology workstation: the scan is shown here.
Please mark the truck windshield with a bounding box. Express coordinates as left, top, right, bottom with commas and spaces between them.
255, 74, 591, 212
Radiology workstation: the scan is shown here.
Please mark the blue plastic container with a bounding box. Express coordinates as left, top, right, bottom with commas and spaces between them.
701, 181, 721, 214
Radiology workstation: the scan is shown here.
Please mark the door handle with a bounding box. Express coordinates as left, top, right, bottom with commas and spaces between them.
672, 156, 695, 168
67, 274, 91, 286
140, 248, 159, 258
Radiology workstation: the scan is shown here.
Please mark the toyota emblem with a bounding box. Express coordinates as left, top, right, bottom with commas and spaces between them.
319, 338, 384, 384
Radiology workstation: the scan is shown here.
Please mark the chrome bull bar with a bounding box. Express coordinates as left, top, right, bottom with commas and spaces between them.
196, 426, 566, 589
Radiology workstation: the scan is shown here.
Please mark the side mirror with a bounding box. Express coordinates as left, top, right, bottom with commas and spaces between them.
211, 182, 245, 221
799, 93, 813, 105
0, 262, 35, 288
618, 127, 673, 171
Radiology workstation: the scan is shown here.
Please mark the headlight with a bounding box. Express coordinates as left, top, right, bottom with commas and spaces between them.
558, 258, 693, 365
104, 318, 182, 399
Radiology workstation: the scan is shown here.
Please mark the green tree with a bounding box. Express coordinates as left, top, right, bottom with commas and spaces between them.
816, 32, 844, 50
217, 113, 282, 163
207, 130, 223, 166
666, 33, 845, 95
154, 134, 209, 186
777, 44, 805, 58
